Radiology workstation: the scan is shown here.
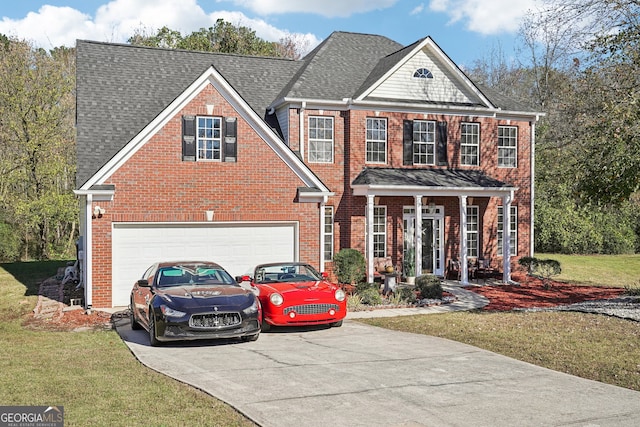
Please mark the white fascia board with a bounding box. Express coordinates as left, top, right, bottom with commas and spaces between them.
355, 37, 496, 109
81, 67, 329, 193
73, 188, 114, 201
298, 191, 335, 203
351, 185, 518, 198
271, 97, 350, 111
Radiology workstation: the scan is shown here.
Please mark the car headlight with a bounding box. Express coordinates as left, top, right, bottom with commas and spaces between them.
269, 293, 284, 306
335, 289, 346, 302
160, 305, 186, 318
243, 298, 259, 314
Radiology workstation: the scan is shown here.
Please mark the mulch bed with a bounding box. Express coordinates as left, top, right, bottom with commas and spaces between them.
466, 275, 625, 311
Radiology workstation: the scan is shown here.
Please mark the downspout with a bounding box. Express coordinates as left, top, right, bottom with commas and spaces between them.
299, 101, 306, 160
84, 194, 93, 310
530, 120, 536, 257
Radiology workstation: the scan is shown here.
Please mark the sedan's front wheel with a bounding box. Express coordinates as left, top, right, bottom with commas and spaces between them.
148, 312, 161, 347
130, 301, 142, 330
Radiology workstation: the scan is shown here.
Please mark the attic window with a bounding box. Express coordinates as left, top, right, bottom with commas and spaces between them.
413, 68, 433, 79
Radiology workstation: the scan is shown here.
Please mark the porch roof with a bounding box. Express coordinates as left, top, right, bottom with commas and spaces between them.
351, 167, 517, 197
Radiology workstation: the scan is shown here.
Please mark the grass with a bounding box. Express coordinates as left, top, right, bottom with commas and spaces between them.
535, 253, 640, 288
1, 255, 639, 425
0, 261, 255, 427
359, 253, 640, 392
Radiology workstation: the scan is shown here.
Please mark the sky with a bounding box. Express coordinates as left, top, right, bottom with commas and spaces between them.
0, 0, 541, 68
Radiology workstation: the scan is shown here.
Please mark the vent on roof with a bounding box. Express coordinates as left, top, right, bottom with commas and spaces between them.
413, 68, 433, 79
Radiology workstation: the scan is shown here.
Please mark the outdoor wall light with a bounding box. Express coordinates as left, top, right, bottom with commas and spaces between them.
93, 205, 105, 218
206, 210, 214, 221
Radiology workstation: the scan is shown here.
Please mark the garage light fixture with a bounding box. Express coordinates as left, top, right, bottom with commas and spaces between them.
206, 210, 214, 221
93, 205, 105, 218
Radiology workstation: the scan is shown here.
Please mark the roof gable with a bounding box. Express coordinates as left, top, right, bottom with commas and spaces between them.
356, 37, 494, 108
76, 41, 327, 193
75, 40, 302, 187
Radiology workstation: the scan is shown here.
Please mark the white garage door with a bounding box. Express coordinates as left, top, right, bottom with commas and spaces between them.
111, 222, 297, 307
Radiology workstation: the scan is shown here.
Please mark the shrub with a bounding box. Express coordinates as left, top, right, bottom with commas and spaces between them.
415, 274, 443, 299
333, 248, 366, 285
532, 258, 561, 289
518, 256, 538, 274
358, 287, 383, 305
397, 286, 417, 304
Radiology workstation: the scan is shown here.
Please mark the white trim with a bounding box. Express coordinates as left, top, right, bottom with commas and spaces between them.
366, 195, 375, 283
307, 115, 335, 164
530, 121, 536, 257
83, 195, 93, 308
79, 67, 329, 193
352, 186, 517, 198
458, 195, 469, 285
356, 37, 496, 109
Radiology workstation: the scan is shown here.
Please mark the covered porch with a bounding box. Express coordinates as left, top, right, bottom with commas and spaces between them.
351, 167, 517, 286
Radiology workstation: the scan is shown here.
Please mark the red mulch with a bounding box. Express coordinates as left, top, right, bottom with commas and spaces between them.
23, 308, 114, 332
467, 275, 625, 311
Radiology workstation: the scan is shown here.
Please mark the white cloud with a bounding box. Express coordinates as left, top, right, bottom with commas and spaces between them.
221, 0, 399, 18
410, 4, 425, 16
428, 0, 539, 35
0, 0, 320, 51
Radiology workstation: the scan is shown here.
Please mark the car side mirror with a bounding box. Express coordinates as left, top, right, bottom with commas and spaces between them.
137, 279, 150, 287
321, 272, 329, 278
239, 275, 251, 283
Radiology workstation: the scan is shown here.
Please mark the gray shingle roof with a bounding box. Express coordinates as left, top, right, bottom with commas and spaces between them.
276, 31, 403, 101
76, 33, 539, 189
75, 40, 302, 187
352, 167, 513, 189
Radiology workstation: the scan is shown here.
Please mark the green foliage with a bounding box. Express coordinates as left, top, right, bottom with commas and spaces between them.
0, 221, 20, 262
358, 286, 383, 306
397, 286, 417, 304
528, 258, 561, 289
333, 248, 366, 284
624, 281, 640, 296
128, 19, 281, 57
414, 274, 443, 299
0, 37, 77, 260
518, 256, 537, 273
403, 247, 415, 276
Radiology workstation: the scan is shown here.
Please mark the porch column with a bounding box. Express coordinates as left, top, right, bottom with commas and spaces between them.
366, 194, 375, 284
458, 195, 469, 285
84, 194, 93, 309
319, 201, 326, 273
502, 191, 514, 283
414, 196, 422, 277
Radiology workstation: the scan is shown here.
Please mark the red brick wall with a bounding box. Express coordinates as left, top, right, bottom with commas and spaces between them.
90, 85, 320, 307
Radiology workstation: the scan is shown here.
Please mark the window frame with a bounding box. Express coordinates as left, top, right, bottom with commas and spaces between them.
413, 120, 436, 165
323, 206, 334, 261
498, 125, 518, 168
413, 68, 434, 79
308, 116, 334, 163
460, 122, 479, 166
366, 117, 387, 164
196, 116, 223, 161
373, 206, 387, 258
497, 205, 518, 256
466, 205, 479, 258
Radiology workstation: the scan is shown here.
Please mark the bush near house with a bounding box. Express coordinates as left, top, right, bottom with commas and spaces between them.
333, 248, 366, 285
415, 274, 443, 299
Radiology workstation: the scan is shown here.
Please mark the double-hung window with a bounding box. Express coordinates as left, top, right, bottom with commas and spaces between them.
497, 206, 518, 256
309, 116, 334, 163
373, 206, 386, 257
498, 126, 517, 167
466, 205, 479, 257
197, 116, 222, 160
323, 206, 334, 261
461, 123, 479, 166
413, 120, 436, 165
366, 118, 387, 163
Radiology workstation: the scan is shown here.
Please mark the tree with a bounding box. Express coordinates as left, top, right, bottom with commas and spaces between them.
128, 19, 304, 59
0, 37, 77, 260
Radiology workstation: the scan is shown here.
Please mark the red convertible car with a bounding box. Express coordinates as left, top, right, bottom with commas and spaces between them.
243, 262, 347, 330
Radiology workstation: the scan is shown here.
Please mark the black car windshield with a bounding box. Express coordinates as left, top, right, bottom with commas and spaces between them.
253, 264, 322, 283
156, 265, 236, 287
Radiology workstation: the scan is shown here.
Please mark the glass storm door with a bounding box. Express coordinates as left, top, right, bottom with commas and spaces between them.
403, 206, 443, 277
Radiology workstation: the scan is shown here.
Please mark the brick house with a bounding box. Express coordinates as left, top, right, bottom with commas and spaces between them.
75, 32, 541, 309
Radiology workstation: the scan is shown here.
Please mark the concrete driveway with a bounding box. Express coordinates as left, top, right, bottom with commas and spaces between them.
115, 317, 640, 427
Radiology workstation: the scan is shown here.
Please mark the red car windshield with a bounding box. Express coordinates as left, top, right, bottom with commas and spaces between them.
253, 264, 321, 284
156, 265, 236, 287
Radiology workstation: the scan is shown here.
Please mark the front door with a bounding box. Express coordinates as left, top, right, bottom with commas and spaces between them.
403, 206, 444, 277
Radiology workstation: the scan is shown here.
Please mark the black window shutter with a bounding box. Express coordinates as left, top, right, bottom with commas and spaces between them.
182, 115, 196, 161
223, 117, 237, 162
436, 121, 448, 166
403, 120, 413, 166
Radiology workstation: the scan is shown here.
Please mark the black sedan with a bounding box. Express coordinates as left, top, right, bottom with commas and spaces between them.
130, 261, 261, 346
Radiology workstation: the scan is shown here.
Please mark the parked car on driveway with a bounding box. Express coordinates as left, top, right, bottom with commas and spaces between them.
130, 261, 261, 346
242, 262, 347, 330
